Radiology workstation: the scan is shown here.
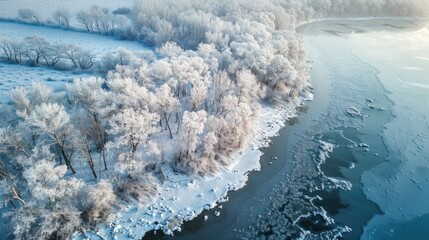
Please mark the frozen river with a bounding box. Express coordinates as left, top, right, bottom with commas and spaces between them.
299, 18, 429, 240
350, 20, 429, 239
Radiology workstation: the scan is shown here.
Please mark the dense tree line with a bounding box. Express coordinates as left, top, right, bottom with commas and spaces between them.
0, 0, 428, 239
11, 0, 428, 40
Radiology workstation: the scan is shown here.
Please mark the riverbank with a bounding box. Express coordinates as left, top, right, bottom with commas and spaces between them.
75, 93, 311, 239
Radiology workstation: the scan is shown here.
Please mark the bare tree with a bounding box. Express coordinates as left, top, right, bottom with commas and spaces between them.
53, 8, 71, 28
40, 45, 63, 67
61, 44, 95, 70
17, 8, 40, 24
76, 50, 95, 70
0, 38, 13, 61
61, 44, 82, 68
76, 10, 93, 32
24, 36, 50, 65
78, 134, 98, 178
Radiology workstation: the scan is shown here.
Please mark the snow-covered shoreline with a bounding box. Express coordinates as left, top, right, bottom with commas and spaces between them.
77, 93, 313, 239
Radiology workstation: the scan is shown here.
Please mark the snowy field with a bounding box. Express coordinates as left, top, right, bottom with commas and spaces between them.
0, 63, 90, 103
0, 21, 148, 55
0, 0, 135, 20
0, 21, 149, 103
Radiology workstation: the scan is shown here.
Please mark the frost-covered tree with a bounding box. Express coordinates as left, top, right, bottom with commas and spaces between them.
0, 161, 26, 209
23, 36, 50, 65
190, 80, 209, 111
61, 44, 91, 69
108, 108, 159, 163
0, 36, 99, 70
75, 49, 96, 69
100, 47, 136, 72
12, 160, 84, 240
76, 6, 120, 35
168, 55, 211, 101
207, 95, 260, 155
76, 9, 94, 32
176, 110, 207, 173
67, 77, 111, 170
17, 8, 40, 24
236, 69, 263, 102
156, 41, 183, 58
0, 38, 16, 62
53, 8, 71, 28
10, 82, 64, 119
155, 84, 180, 138
0, 126, 30, 158
81, 179, 115, 225
23, 103, 77, 174
199, 131, 219, 173
108, 76, 155, 111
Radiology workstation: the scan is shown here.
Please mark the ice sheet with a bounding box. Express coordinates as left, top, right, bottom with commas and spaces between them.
350, 21, 429, 239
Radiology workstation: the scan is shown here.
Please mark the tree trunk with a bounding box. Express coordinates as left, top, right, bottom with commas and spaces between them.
102, 148, 107, 170
83, 142, 97, 178
9, 200, 17, 209
164, 113, 173, 139
58, 143, 76, 174
55, 146, 63, 165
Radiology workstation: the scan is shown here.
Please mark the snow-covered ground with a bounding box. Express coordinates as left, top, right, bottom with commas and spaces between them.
0, 63, 90, 103
0, 21, 148, 55
0, 0, 135, 21
0, 21, 150, 103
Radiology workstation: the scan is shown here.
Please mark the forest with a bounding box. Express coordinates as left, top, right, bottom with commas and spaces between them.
0, 0, 427, 239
